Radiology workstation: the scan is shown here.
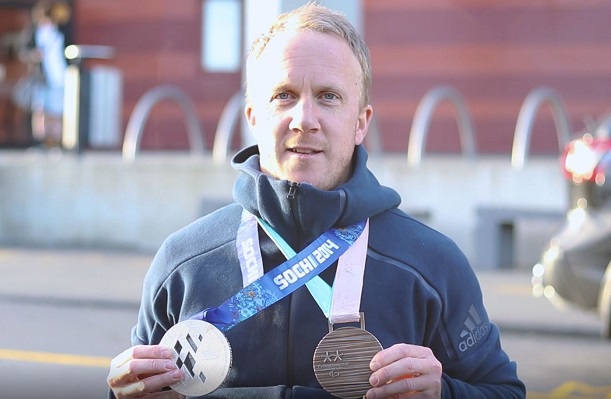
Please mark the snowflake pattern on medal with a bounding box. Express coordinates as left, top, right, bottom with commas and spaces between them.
226, 281, 279, 325
330, 221, 365, 245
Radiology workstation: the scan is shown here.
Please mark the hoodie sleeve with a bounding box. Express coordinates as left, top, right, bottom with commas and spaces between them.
369, 211, 526, 399
131, 239, 180, 347
429, 241, 526, 398
439, 324, 525, 398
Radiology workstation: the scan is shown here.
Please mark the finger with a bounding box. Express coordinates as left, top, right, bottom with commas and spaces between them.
370, 344, 433, 372
110, 346, 139, 369
111, 345, 174, 369
108, 344, 176, 383
369, 357, 423, 387
132, 345, 176, 360
369, 345, 442, 392
109, 358, 179, 387
120, 369, 184, 397
366, 374, 432, 399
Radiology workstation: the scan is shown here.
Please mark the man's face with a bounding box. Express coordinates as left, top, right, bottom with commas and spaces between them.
245, 30, 372, 191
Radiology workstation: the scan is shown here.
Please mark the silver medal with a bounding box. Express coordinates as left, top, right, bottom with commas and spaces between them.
159, 319, 232, 397
313, 327, 382, 399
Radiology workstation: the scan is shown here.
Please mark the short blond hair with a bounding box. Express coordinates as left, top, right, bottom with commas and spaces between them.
246, 2, 371, 107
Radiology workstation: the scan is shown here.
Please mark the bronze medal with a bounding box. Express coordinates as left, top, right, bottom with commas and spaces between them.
313, 327, 382, 399
159, 319, 232, 397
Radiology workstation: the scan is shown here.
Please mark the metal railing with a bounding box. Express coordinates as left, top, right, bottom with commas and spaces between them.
122, 84, 573, 167
122, 85, 205, 161
511, 87, 571, 169
407, 86, 477, 167
212, 90, 245, 165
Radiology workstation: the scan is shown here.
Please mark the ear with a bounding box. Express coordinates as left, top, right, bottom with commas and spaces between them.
245, 102, 256, 130
355, 104, 373, 145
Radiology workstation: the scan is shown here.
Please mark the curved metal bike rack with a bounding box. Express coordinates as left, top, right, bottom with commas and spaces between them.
212, 90, 245, 165
122, 85, 205, 161
407, 86, 477, 167
511, 87, 571, 169
364, 115, 383, 156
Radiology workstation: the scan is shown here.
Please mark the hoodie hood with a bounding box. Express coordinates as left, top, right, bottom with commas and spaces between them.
231, 145, 401, 250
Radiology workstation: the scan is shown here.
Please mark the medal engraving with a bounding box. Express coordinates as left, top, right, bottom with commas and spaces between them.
160, 320, 232, 397
313, 327, 382, 399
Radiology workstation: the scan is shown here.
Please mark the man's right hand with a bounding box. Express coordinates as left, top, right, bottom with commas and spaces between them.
107, 345, 185, 399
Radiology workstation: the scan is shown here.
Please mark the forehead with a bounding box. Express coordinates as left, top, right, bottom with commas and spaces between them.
262, 29, 350, 61
247, 30, 361, 92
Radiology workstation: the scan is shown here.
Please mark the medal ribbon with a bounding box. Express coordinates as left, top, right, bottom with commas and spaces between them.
189, 217, 366, 332
257, 217, 333, 316
257, 215, 369, 325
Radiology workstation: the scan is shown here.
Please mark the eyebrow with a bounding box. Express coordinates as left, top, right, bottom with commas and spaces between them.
270, 80, 348, 97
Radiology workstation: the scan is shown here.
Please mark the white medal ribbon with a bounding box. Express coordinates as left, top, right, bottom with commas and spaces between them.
328, 220, 369, 324
236, 210, 264, 286
237, 211, 368, 325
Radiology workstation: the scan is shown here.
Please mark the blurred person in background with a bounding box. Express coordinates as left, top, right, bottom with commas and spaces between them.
18, 1, 69, 149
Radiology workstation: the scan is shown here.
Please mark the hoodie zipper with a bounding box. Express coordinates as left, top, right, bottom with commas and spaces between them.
286, 181, 299, 388
287, 181, 298, 199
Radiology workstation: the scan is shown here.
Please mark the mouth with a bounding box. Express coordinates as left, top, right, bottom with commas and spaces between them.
288, 147, 322, 155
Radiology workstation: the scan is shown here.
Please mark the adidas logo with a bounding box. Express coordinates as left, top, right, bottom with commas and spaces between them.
458, 304, 489, 352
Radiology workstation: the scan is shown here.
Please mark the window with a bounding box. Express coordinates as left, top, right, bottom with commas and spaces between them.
202, 0, 242, 72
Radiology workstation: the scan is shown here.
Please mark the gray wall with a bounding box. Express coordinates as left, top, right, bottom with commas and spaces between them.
0, 151, 566, 269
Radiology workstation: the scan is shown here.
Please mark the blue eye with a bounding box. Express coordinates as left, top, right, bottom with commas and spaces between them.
322, 93, 338, 100
275, 92, 291, 100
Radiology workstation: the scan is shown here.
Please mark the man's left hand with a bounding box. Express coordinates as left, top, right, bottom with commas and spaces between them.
365, 343, 442, 398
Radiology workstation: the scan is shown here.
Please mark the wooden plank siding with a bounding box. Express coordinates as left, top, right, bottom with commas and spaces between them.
364, 0, 611, 154
74, 0, 242, 150
0, 6, 34, 147
2, 0, 610, 154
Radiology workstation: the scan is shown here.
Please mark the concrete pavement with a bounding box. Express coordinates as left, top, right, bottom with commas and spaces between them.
0, 244, 603, 335
0, 246, 151, 307
1, 245, 610, 397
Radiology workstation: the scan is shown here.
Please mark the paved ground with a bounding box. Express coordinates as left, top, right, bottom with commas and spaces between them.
0, 246, 150, 306
0, 245, 602, 330
0, 246, 609, 398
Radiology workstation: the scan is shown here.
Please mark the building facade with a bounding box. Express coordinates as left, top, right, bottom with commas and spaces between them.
1, 0, 610, 155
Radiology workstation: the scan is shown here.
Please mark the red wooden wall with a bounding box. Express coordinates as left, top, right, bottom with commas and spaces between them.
2, 0, 610, 154
0, 4, 33, 147
365, 0, 611, 154
74, 0, 241, 150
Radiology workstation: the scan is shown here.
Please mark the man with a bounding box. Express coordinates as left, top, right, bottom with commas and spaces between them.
107, 4, 525, 399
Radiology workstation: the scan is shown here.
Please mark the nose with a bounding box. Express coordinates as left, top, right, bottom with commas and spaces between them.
288, 97, 320, 133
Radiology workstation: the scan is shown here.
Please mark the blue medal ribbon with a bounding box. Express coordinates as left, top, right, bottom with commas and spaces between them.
257, 217, 333, 317
189, 220, 366, 332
